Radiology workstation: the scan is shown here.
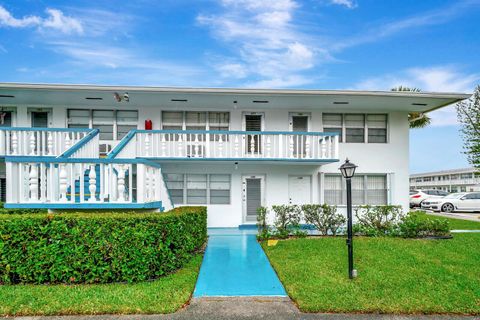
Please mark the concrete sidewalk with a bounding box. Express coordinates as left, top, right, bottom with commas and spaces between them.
14, 297, 479, 320
426, 211, 480, 222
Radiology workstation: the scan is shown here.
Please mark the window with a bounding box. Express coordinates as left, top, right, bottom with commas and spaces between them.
209, 112, 230, 141
67, 109, 138, 140
345, 114, 365, 143
116, 111, 138, 139
67, 109, 90, 128
162, 111, 183, 130
165, 173, 184, 204
324, 174, 388, 205
209, 112, 230, 131
367, 114, 387, 143
165, 173, 231, 204
92, 110, 114, 140
0, 111, 13, 127
209, 174, 231, 204
324, 175, 343, 205
187, 174, 207, 204
323, 113, 388, 143
463, 193, 480, 199
366, 175, 387, 205
460, 173, 473, 179
185, 112, 207, 130
161, 111, 230, 131
322, 114, 343, 142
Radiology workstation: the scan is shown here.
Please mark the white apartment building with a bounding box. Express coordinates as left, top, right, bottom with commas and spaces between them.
0, 83, 469, 227
410, 167, 480, 193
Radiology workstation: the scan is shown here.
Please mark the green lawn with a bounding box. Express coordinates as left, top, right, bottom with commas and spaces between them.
263, 234, 480, 314
416, 211, 480, 230
0, 254, 202, 316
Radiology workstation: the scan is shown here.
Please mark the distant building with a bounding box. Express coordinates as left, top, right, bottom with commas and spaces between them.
410, 168, 480, 193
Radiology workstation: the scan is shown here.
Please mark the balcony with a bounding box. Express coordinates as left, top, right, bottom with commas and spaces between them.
0, 127, 93, 157
109, 130, 340, 163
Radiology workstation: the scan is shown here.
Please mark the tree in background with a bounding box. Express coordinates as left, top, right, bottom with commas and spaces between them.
391, 86, 431, 129
456, 85, 480, 171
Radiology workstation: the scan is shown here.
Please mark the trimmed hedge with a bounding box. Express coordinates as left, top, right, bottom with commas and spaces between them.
0, 206, 207, 284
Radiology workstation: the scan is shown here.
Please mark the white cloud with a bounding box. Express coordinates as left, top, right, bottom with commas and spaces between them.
0, 5, 83, 34
333, 1, 478, 51
354, 66, 478, 126
41, 9, 83, 34
197, 0, 323, 88
0, 6, 40, 27
330, 0, 357, 9
215, 63, 249, 79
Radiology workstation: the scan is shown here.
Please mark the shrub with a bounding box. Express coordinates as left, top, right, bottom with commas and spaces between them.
399, 213, 450, 238
0, 207, 207, 284
256, 206, 271, 240
302, 204, 345, 236
354, 205, 404, 236
272, 205, 304, 239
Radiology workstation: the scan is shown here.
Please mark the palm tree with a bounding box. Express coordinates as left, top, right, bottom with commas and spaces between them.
391, 86, 431, 129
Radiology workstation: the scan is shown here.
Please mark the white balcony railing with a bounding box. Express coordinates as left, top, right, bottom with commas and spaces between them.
0, 127, 93, 157
5, 158, 173, 210
110, 130, 339, 161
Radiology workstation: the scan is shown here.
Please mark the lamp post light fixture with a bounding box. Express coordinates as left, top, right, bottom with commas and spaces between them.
339, 158, 358, 279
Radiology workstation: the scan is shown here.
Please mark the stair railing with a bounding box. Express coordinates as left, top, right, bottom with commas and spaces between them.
0, 127, 92, 157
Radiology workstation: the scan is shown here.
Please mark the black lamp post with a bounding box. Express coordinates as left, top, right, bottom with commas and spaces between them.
339, 158, 357, 279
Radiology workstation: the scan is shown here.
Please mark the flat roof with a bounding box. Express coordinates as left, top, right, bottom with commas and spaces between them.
0, 82, 471, 113
410, 167, 478, 177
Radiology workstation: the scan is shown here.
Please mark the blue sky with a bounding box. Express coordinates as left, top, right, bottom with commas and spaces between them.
0, 0, 479, 173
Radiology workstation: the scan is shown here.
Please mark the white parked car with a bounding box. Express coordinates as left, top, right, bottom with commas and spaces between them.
409, 189, 449, 208
421, 192, 480, 212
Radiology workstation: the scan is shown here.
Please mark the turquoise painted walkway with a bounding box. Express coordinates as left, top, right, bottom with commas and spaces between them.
193, 228, 287, 297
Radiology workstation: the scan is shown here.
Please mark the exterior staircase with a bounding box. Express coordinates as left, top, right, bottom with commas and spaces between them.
1, 127, 173, 211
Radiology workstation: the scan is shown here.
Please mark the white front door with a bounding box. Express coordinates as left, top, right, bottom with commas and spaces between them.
288, 175, 312, 205
242, 175, 265, 223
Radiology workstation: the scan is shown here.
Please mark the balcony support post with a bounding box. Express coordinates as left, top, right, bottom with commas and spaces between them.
28, 163, 38, 202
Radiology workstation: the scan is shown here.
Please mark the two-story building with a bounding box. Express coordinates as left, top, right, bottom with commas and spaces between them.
410, 167, 480, 193
0, 83, 469, 227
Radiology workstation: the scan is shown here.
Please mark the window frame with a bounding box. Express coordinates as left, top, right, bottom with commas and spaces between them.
67, 108, 138, 140
323, 173, 389, 206
161, 111, 230, 132
165, 173, 232, 205
322, 113, 389, 144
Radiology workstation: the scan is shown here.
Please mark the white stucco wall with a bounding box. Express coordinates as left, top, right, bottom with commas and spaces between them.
6, 103, 410, 227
